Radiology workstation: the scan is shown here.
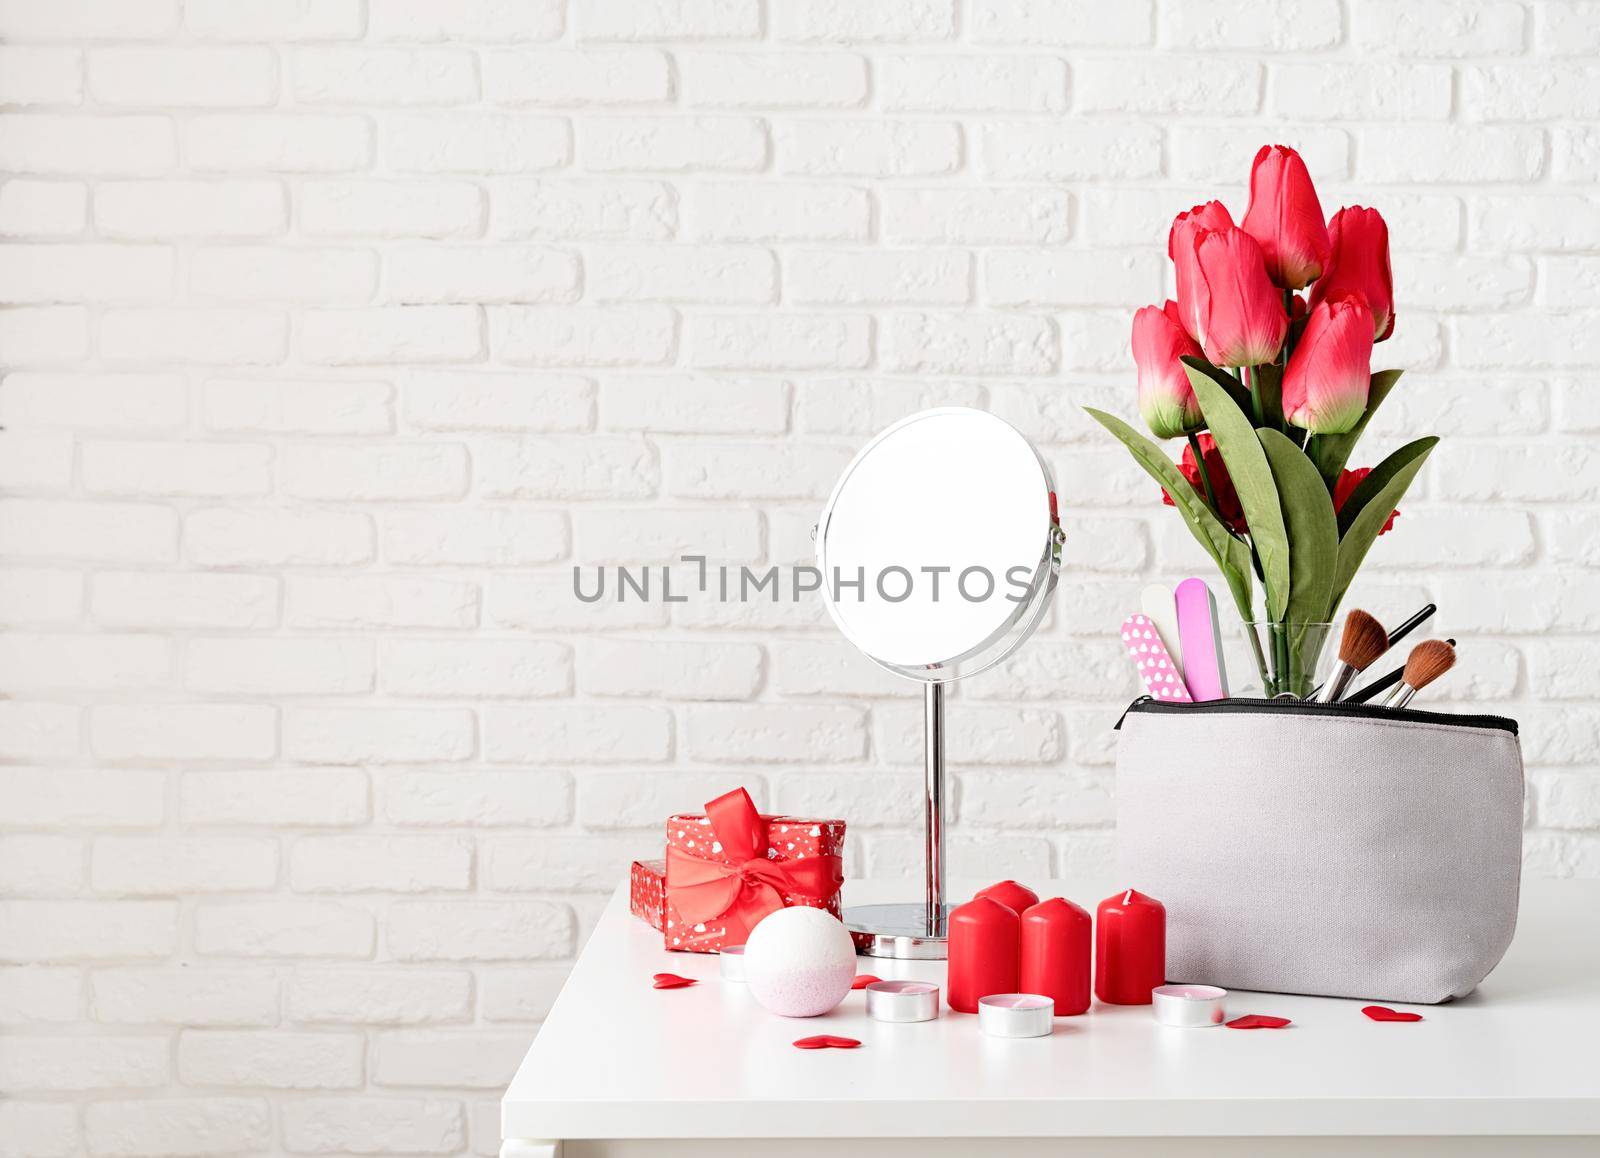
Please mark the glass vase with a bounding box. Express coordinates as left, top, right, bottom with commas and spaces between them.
1241, 620, 1335, 699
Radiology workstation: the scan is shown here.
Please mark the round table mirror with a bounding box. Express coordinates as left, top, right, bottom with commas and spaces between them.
815, 408, 1063, 957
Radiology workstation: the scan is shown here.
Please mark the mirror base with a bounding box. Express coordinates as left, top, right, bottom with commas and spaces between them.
845, 902, 954, 960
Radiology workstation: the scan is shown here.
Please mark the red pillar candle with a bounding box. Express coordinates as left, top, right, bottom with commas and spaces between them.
1094, 888, 1166, 1005
946, 896, 1020, 1013
1019, 897, 1092, 1016
975, 879, 1039, 916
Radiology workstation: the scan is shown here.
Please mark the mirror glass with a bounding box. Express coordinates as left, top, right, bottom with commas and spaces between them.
815, 407, 1062, 682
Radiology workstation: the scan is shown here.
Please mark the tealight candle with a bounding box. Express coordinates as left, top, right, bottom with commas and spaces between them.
865, 979, 940, 1023
977, 993, 1054, 1038
1152, 983, 1227, 1027
719, 945, 746, 983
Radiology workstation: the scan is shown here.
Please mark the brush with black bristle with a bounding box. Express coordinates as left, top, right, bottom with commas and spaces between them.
1316, 609, 1389, 703
1380, 640, 1457, 709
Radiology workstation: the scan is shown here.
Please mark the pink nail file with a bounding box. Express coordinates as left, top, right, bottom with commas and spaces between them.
1175, 577, 1229, 701
1122, 614, 1192, 702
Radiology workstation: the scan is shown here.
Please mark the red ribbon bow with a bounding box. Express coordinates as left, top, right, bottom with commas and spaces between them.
664, 788, 842, 948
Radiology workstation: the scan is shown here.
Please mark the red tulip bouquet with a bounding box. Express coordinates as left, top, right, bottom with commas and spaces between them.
1086, 145, 1435, 697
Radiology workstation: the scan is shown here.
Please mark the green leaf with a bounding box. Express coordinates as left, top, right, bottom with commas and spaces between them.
1179, 354, 1252, 416
1306, 369, 1405, 494
1258, 428, 1338, 625
1335, 433, 1439, 538
1083, 406, 1255, 620
1213, 545, 1256, 626
1329, 437, 1438, 614
1183, 365, 1291, 621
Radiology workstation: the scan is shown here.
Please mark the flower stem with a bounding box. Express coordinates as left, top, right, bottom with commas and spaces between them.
1246, 621, 1271, 693
1240, 364, 1264, 427
1185, 432, 1222, 516
1281, 289, 1296, 365
1280, 289, 1302, 441
1281, 290, 1297, 440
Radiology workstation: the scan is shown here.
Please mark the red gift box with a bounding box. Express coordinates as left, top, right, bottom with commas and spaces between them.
662, 787, 845, 953
630, 858, 666, 932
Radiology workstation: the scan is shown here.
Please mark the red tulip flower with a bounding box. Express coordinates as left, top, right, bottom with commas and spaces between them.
1162, 433, 1246, 534
1241, 144, 1331, 290
1133, 300, 1207, 439
1169, 200, 1234, 343
1283, 295, 1374, 435
1311, 206, 1394, 342
1335, 467, 1400, 535
1188, 226, 1288, 368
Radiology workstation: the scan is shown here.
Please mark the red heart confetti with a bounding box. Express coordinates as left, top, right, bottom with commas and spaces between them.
793, 1035, 862, 1050
851, 974, 882, 990
1362, 1005, 1423, 1023
652, 973, 697, 990
1227, 1014, 1292, 1030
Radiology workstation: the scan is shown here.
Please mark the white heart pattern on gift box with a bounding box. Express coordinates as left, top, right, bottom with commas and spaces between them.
1121, 613, 1193, 702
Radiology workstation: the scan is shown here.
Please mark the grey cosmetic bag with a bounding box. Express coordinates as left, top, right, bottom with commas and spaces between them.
1115, 698, 1524, 1004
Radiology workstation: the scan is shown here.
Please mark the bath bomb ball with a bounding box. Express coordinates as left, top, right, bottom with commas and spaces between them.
743, 906, 857, 1018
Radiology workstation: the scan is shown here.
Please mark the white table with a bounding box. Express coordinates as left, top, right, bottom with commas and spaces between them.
502, 879, 1599, 1157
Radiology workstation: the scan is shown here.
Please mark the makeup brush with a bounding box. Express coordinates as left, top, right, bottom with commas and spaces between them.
1307, 602, 1439, 699
1316, 609, 1389, 703
1345, 639, 1455, 705
1385, 602, 1437, 650
1380, 640, 1457, 709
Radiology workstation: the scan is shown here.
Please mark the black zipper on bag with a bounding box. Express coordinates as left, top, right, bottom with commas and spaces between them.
1113, 695, 1519, 736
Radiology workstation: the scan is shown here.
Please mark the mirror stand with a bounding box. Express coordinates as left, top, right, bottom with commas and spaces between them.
815, 407, 1062, 962
845, 682, 952, 959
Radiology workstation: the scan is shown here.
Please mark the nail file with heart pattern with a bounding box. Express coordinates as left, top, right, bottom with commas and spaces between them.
1121, 613, 1193, 702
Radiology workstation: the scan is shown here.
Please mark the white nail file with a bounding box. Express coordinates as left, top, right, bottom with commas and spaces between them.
1139, 583, 1184, 681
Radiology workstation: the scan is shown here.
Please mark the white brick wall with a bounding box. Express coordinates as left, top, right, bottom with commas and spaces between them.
1, 1, 1598, 1153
